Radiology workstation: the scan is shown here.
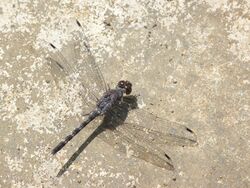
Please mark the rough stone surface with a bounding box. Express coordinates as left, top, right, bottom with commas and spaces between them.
0, 0, 249, 187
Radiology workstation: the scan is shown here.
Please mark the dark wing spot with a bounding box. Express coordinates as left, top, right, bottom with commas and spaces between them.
164, 153, 171, 160
49, 43, 56, 49
186, 127, 193, 133
55, 61, 64, 70
76, 19, 81, 27
152, 23, 157, 28
103, 21, 111, 26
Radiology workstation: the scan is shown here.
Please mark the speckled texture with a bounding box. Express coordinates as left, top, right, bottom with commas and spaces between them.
0, 0, 249, 187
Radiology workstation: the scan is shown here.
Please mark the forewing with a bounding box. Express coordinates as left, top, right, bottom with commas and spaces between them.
120, 122, 197, 147
46, 44, 94, 112
125, 108, 198, 147
72, 25, 108, 97
45, 21, 108, 111
46, 32, 106, 96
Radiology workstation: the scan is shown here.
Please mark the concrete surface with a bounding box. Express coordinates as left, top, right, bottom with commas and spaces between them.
0, 0, 249, 187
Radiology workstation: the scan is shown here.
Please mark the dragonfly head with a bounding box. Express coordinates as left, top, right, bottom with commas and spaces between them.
117, 80, 132, 95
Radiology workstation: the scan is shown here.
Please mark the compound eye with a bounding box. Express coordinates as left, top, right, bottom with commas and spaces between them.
118, 80, 125, 87
125, 81, 132, 95
127, 82, 132, 88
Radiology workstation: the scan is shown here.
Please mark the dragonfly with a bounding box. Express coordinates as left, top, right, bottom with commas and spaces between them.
46, 20, 197, 173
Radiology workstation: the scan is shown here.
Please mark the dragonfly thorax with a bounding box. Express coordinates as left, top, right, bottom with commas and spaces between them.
116, 80, 132, 95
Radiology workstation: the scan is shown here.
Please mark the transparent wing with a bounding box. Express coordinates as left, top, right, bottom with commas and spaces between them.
45, 20, 108, 111
103, 108, 196, 170
96, 123, 174, 170
112, 96, 197, 147
88, 96, 196, 170
124, 108, 198, 147
120, 122, 197, 147
75, 20, 108, 93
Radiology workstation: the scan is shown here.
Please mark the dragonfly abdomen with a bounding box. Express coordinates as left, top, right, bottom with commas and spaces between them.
51, 110, 100, 155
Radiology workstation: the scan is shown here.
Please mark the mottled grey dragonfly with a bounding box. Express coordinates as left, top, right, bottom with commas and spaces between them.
47, 20, 197, 173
